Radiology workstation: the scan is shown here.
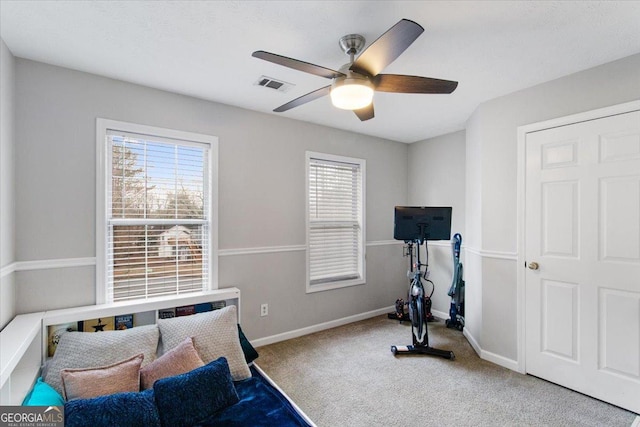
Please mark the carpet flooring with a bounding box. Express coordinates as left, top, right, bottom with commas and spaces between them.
256, 315, 638, 427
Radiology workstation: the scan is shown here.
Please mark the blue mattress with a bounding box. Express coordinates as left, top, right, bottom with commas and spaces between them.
198, 365, 311, 427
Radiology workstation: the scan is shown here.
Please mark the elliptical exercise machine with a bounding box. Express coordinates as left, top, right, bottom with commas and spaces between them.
390, 206, 455, 360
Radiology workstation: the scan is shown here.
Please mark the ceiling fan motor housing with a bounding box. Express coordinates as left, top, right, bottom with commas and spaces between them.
339, 34, 366, 58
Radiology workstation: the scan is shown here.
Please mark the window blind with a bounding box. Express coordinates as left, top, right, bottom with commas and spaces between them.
107, 131, 210, 301
308, 157, 363, 285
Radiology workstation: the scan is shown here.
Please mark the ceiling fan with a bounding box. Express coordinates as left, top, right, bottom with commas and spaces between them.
252, 18, 458, 121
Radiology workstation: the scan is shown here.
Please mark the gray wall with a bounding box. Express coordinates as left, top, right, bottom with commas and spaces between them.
466, 52, 640, 362
0, 39, 16, 330
13, 59, 409, 340
407, 130, 465, 316
7, 46, 639, 365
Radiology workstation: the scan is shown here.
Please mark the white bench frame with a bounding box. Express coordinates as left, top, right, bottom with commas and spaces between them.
1, 288, 240, 405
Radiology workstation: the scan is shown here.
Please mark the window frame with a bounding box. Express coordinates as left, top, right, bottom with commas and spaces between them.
96, 118, 218, 304
305, 151, 366, 293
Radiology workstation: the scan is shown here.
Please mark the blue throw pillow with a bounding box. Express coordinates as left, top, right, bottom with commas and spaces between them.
64, 389, 160, 427
238, 324, 259, 363
22, 378, 64, 406
154, 357, 239, 427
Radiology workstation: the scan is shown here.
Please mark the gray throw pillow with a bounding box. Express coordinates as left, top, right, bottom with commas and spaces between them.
44, 324, 159, 395
157, 305, 251, 380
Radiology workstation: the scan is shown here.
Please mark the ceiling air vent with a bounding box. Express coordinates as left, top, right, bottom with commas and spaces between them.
254, 76, 294, 93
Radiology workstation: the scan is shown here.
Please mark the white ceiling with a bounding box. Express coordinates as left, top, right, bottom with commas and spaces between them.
1, 1, 639, 143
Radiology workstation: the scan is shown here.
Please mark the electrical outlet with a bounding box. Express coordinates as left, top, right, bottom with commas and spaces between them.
260, 303, 268, 317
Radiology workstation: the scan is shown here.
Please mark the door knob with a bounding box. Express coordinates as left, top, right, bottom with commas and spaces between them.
528, 262, 539, 270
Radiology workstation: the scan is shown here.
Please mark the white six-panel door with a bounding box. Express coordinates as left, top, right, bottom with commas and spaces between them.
525, 109, 640, 413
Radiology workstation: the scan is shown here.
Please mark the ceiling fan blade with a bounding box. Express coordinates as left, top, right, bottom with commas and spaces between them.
373, 74, 458, 94
353, 103, 375, 121
273, 85, 332, 112
252, 51, 345, 79
350, 19, 424, 77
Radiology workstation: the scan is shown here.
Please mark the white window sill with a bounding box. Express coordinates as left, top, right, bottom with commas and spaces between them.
305, 278, 365, 294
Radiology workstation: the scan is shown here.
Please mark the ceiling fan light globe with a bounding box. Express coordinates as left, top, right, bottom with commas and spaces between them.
330, 80, 374, 110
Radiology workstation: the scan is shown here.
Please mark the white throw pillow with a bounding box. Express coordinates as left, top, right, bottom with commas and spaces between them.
157, 305, 251, 380
44, 324, 159, 395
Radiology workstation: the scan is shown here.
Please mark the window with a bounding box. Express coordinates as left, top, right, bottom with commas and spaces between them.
96, 119, 218, 303
306, 152, 365, 292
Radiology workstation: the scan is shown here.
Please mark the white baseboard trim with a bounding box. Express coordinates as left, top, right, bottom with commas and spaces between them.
480, 349, 519, 372
631, 416, 640, 427
462, 327, 519, 371
463, 328, 481, 355
431, 309, 449, 320
252, 305, 394, 348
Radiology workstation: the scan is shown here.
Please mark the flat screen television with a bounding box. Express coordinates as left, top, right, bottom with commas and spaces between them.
394, 206, 452, 241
